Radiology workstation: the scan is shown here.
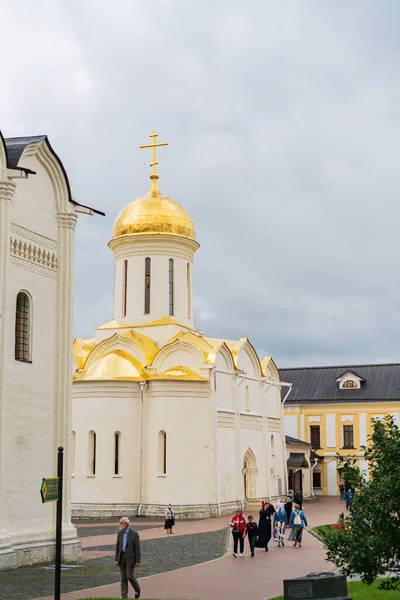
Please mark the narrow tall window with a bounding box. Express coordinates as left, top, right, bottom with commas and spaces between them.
310, 425, 321, 448
245, 385, 250, 411
169, 259, 174, 316
122, 260, 128, 317
88, 430, 96, 475
343, 425, 354, 449
15, 291, 30, 361
114, 432, 120, 475
144, 257, 151, 314
271, 435, 275, 456
71, 431, 76, 477
187, 262, 191, 318
158, 430, 167, 475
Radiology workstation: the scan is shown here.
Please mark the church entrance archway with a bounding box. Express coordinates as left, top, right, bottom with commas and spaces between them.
243, 448, 258, 501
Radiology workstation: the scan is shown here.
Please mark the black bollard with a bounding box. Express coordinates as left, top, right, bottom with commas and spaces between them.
54, 446, 64, 600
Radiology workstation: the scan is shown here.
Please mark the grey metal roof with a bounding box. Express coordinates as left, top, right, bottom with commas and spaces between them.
5, 135, 47, 171
2, 133, 105, 216
280, 363, 400, 404
285, 435, 311, 446
287, 452, 309, 467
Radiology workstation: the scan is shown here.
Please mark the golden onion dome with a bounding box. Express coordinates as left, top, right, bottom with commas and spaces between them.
111, 191, 196, 241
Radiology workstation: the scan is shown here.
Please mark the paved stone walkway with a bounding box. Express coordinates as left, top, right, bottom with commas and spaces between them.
34, 496, 344, 600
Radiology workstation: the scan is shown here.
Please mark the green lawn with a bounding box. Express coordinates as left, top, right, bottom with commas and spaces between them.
311, 523, 336, 540
270, 579, 400, 599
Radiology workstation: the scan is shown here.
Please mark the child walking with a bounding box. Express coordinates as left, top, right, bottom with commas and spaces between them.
246, 516, 258, 557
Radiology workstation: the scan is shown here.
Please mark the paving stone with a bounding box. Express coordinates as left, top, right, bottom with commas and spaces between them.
0, 529, 227, 600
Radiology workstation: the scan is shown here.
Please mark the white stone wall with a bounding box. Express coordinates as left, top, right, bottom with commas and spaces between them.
0, 141, 80, 568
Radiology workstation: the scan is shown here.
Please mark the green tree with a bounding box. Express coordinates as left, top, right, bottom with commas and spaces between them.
324, 415, 400, 591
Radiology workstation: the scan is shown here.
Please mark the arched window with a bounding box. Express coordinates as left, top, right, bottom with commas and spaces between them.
342, 380, 357, 388
71, 431, 76, 477
245, 385, 250, 411
144, 257, 151, 314
122, 260, 128, 317
169, 259, 174, 316
187, 262, 191, 318
15, 291, 31, 362
88, 430, 96, 475
271, 435, 275, 456
114, 431, 121, 475
158, 430, 167, 475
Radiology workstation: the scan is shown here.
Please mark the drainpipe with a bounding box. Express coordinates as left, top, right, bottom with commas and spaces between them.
310, 457, 318, 498
211, 367, 221, 517
138, 382, 146, 517
236, 373, 246, 509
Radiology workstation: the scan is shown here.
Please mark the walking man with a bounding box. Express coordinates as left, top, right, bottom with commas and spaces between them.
115, 517, 141, 599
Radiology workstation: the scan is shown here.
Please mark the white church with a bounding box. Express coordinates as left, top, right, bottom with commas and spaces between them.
0, 132, 103, 568
72, 132, 289, 518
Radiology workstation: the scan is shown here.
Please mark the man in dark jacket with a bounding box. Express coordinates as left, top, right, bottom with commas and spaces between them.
294, 489, 303, 509
115, 517, 141, 598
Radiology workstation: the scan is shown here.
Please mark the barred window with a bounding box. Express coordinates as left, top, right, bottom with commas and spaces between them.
158, 430, 167, 475
310, 425, 321, 448
342, 380, 357, 388
88, 430, 96, 475
187, 262, 191, 318
114, 431, 121, 475
343, 425, 354, 449
122, 260, 128, 317
15, 292, 31, 362
169, 259, 174, 316
144, 257, 151, 314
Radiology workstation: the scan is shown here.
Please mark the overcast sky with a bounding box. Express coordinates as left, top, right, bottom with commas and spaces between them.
2, 1, 400, 367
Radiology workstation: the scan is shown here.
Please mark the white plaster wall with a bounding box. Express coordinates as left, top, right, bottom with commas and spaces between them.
144, 382, 214, 506
359, 413, 367, 446
326, 414, 337, 447
215, 363, 234, 411
71, 384, 141, 505
218, 427, 237, 503
327, 460, 337, 495
3, 157, 59, 534
284, 415, 298, 438
359, 460, 369, 481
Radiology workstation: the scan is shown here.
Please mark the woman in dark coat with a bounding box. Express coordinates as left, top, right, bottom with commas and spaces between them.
256, 501, 275, 551
284, 496, 293, 526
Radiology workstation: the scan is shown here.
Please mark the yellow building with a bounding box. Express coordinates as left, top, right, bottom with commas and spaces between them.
280, 364, 400, 496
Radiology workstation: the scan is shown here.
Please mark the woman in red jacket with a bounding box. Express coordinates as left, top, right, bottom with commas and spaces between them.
229, 509, 247, 557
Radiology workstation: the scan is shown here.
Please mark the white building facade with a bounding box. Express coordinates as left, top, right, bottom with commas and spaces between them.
71, 134, 288, 518
0, 133, 102, 568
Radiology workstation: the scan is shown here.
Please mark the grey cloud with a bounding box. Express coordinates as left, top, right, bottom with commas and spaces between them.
2, 1, 400, 367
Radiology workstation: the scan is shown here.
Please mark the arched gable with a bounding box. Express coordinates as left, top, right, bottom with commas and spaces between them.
152, 337, 206, 373
85, 349, 144, 380
83, 333, 149, 372
235, 338, 263, 379
214, 342, 236, 372
261, 356, 280, 382
20, 137, 73, 215
73, 337, 96, 370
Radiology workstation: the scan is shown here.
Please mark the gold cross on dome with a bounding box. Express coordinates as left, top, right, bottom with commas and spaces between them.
140, 130, 168, 196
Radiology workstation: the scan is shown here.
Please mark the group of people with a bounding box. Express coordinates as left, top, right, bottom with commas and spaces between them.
338, 480, 355, 510
229, 491, 308, 557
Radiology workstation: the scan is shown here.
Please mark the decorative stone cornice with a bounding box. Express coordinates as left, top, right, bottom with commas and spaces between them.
0, 180, 17, 201
57, 212, 77, 230
11, 223, 57, 250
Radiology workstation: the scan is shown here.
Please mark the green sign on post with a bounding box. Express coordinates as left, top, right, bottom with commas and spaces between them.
40, 477, 59, 503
